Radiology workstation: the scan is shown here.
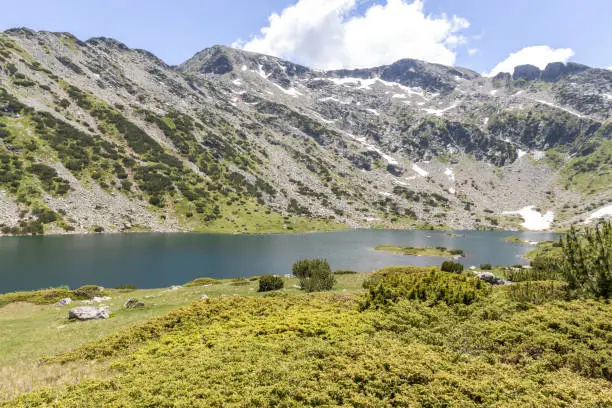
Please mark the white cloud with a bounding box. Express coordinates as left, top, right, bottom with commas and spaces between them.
485, 45, 574, 77
237, 0, 470, 70
467, 48, 478, 56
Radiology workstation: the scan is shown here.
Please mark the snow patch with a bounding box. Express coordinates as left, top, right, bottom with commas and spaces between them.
241, 65, 247, 72
343, 132, 398, 165
392, 93, 407, 99
379, 192, 394, 197
272, 83, 302, 97
366, 109, 380, 116
502, 206, 554, 231
319, 96, 344, 104
322, 76, 427, 98
483, 117, 489, 126
448, 187, 456, 194
603, 93, 612, 101
584, 204, 612, 223
517, 149, 527, 159
534, 99, 585, 118
256, 65, 271, 79
444, 168, 455, 182
489, 90, 498, 96
412, 164, 429, 177
423, 104, 457, 117
232, 79, 243, 86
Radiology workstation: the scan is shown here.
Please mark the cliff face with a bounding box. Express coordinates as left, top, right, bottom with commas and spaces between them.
0, 28, 610, 235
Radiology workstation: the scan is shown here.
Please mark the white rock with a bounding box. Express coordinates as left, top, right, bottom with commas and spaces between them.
68, 306, 109, 321
55, 298, 72, 306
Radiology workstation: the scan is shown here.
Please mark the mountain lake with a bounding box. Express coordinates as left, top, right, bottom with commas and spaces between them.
0, 229, 560, 292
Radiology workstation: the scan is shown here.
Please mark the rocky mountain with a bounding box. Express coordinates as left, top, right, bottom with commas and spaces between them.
0, 28, 610, 235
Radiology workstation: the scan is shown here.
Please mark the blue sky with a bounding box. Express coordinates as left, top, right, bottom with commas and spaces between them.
0, 0, 610, 74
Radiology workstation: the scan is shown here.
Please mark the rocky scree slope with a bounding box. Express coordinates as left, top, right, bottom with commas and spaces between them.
0, 29, 610, 235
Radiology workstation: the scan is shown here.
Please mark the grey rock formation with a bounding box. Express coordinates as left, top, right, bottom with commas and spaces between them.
55, 298, 72, 306
68, 306, 109, 320
513, 65, 541, 81
124, 298, 144, 309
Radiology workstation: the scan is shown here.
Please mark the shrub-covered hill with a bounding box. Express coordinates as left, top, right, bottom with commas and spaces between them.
4, 271, 611, 407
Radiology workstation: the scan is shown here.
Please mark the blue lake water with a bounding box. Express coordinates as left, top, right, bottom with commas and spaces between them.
0, 229, 560, 292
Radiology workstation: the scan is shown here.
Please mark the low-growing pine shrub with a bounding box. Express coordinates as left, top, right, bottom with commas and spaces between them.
441, 260, 464, 273
258, 275, 284, 292
508, 281, 569, 304
333, 270, 358, 275
292, 259, 335, 292
562, 221, 612, 299
361, 267, 490, 309
72, 285, 105, 299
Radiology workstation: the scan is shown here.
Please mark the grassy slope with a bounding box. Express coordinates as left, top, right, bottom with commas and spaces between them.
0, 269, 611, 407
0, 274, 365, 401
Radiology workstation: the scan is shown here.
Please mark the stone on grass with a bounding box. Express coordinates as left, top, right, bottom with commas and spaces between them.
92, 296, 111, 303
200, 294, 209, 300
477, 272, 511, 286
68, 306, 109, 321
124, 298, 144, 309
55, 298, 72, 306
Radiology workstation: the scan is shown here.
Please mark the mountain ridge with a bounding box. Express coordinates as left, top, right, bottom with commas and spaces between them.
0, 27, 610, 235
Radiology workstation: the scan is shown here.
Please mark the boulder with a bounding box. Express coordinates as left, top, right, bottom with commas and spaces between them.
477, 272, 511, 286
477, 272, 498, 284
124, 298, 144, 309
92, 296, 111, 303
68, 306, 109, 321
200, 294, 209, 300
55, 298, 72, 306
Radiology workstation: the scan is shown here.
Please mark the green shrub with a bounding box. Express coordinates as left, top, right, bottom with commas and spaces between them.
292, 259, 335, 292
440, 260, 464, 273
361, 267, 490, 309
508, 281, 569, 304
0, 285, 105, 307
480, 264, 492, 270
506, 259, 561, 282
333, 270, 358, 275
258, 275, 284, 292
72, 285, 105, 299
562, 221, 612, 298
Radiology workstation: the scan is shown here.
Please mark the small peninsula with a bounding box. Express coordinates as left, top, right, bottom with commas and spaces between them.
375, 245, 464, 257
